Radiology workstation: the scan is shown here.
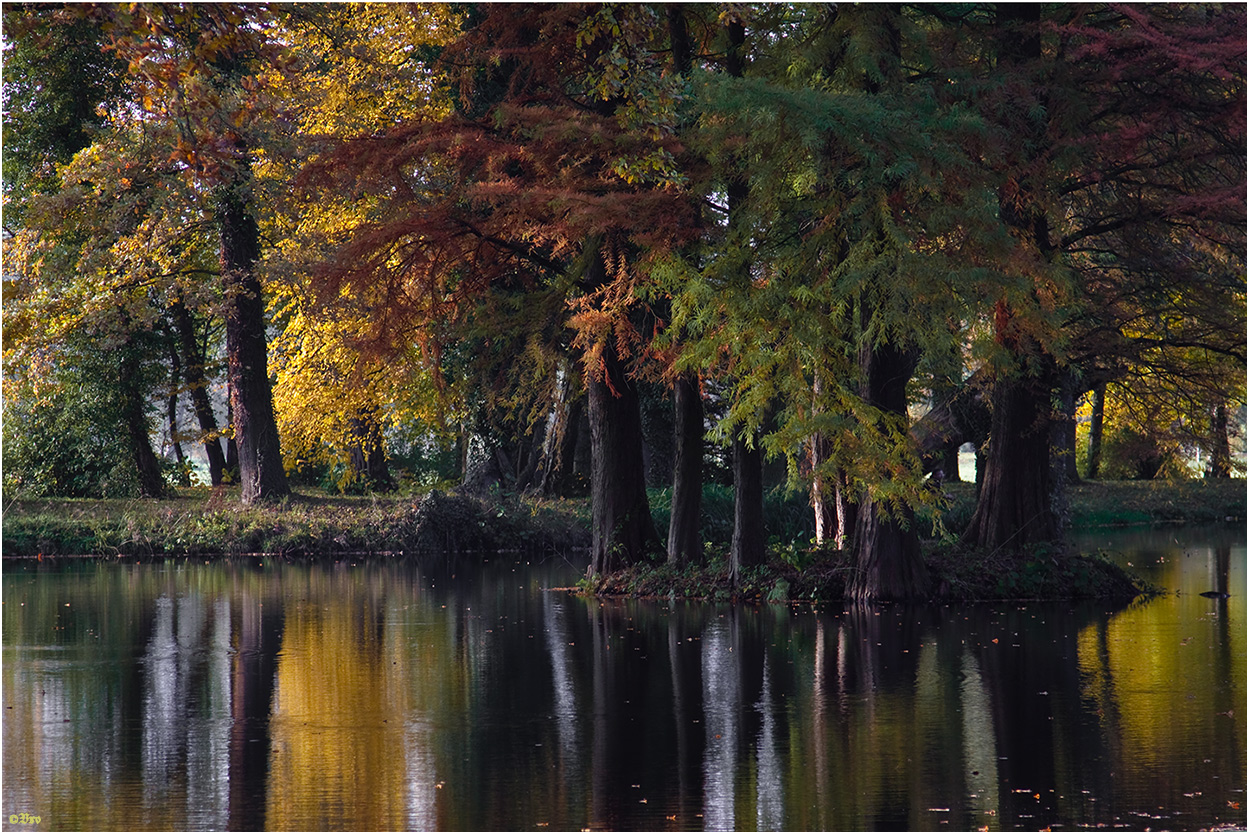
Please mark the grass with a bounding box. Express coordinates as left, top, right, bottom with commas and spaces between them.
1, 485, 590, 558
939, 477, 1245, 532
3, 477, 1240, 603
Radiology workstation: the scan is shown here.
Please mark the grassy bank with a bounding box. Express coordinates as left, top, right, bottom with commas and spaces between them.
1, 487, 590, 559
938, 477, 1245, 531
3, 478, 1241, 602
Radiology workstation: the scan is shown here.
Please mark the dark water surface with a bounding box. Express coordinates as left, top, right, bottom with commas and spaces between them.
3, 525, 1245, 831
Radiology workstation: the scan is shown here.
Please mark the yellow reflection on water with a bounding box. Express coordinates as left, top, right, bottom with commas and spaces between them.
264, 567, 448, 831
1077, 545, 1246, 804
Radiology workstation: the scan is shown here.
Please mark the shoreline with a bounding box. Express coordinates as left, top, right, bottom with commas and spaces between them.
3, 479, 1243, 603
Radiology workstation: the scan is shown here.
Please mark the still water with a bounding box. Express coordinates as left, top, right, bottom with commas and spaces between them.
3, 525, 1245, 831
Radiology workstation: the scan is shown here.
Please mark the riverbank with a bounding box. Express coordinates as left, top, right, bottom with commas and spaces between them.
1, 487, 591, 559
594, 478, 1244, 603
3, 479, 1243, 601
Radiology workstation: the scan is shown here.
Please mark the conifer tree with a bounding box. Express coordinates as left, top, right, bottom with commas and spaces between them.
300, 5, 693, 569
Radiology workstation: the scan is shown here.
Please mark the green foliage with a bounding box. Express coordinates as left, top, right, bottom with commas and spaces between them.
2, 2, 1241, 556
1, 6, 125, 208
2, 330, 169, 499
647, 483, 814, 551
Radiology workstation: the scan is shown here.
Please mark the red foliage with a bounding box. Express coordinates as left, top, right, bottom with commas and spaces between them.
299, 5, 698, 380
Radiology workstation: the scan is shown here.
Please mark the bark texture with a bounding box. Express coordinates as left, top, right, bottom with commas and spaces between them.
847, 341, 927, 601
962, 367, 1057, 551
218, 166, 289, 504
667, 371, 704, 565
119, 341, 167, 498
346, 406, 394, 491
1207, 400, 1232, 478
730, 430, 766, 584
587, 340, 662, 575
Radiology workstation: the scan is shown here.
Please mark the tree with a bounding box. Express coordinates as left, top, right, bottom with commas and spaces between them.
261, 4, 464, 492
662, 3, 708, 568
97, 4, 293, 503
957, 3, 1245, 550
2, 6, 172, 498
664, 4, 1000, 597
299, 5, 692, 570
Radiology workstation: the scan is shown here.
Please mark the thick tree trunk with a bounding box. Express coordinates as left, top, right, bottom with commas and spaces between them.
962, 366, 1058, 552
585, 240, 661, 576
667, 371, 704, 565
730, 430, 766, 584
662, 4, 705, 566
963, 5, 1058, 553
847, 341, 927, 601
1086, 382, 1106, 479
218, 164, 288, 504
850, 499, 928, 601
587, 338, 662, 576
170, 299, 228, 486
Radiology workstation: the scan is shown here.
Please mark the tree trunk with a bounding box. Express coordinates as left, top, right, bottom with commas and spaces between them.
810, 372, 847, 547
170, 299, 228, 486
1086, 382, 1106, 479
847, 340, 927, 601
667, 371, 704, 565
218, 162, 288, 504
1047, 367, 1079, 538
730, 430, 766, 585
963, 5, 1059, 553
942, 442, 962, 483
1051, 367, 1080, 487
810, 429, 837, 546
962, 365, 1058, 552
585, 242, 661, 576
166, 389, 192, 487
119, 341, 166, 498
834, 474, 857, 552
1206, 400, 1232, 478
515, 416, 547, 493
587, 338, 662, 576
539, 381, 586, 497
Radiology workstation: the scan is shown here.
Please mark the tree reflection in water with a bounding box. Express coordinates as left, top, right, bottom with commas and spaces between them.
2, 530, 1244, 831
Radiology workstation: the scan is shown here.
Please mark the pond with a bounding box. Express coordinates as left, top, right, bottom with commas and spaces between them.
3, 525, 1245, 831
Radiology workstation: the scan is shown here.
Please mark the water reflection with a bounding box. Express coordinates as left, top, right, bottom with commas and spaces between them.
3, 528, 1245, 831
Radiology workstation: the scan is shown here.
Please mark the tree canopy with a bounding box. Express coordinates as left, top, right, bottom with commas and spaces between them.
4, 2, 1243, 596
